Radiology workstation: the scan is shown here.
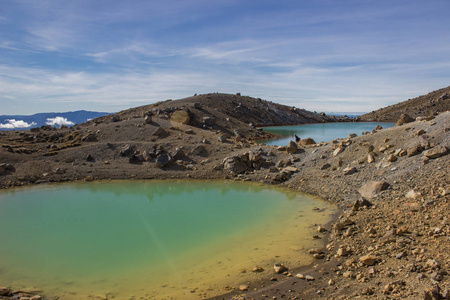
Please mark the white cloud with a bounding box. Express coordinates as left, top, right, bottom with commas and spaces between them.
0, 119, 36, 129
46, 117, 75, 127
0, 59, 449, 116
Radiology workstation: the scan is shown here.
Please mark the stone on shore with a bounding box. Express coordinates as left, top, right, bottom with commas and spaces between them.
352, 198, 373, 211
252, 266, 264, 273
297, 138, 316, 146
155, 153, 172, 167
286, 140, 298, 153
274, 263, 288, 274
333, 146, 344, 157
0, 287, 11, 296
239, 285, 249, 291
223, 156, 248, 175
395, 113, 414, 126
358, 181, 390, 199
423, 145, 449, 159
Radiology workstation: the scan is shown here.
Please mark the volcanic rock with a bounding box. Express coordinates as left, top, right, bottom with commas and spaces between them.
359, 255, 378, 266
170, 110, 191, 125
297, 138, 316, 146
223, 156, 248, 175
81, 133, 98, 142
286, 140, 298, 154
395, 113, 414, 126
343, 166, 357, 175
358, 181, 390, 199
155, 153, 172, 167
274, 263, 288, 274
423, 145, 449, 159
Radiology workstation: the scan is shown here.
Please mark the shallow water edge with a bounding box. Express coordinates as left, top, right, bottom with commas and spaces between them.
0, 179, 338, 300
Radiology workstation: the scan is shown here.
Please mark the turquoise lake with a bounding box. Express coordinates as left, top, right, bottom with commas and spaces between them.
0, 181, 336, 299
261, 122, 395, 145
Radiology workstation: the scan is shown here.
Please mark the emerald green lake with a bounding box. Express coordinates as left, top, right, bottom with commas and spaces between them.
0, 181, 336, 299
261, 122, 395, 146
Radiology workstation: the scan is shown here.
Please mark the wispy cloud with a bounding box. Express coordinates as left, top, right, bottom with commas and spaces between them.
86, 41, 170, 63
1, 0, 449, 114
26, 26, 77, 51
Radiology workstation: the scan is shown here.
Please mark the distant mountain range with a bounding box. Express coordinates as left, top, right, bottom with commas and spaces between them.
0, 110, 110, 130
326, 112, 366, 118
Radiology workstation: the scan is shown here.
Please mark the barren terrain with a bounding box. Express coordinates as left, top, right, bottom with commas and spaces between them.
0, 92, 449, 300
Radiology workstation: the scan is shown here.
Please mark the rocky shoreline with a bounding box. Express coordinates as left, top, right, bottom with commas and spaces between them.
0, 93, 449, 299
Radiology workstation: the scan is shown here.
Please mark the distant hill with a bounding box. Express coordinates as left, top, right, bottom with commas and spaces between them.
359, 86, 450, 122
89, 93, 352, 129
0, 110, 110, 130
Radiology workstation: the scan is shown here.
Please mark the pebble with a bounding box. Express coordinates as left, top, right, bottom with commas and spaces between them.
239, 285, 249, 291
273, 263, 288, 274
252, 266, 265, 272
359, 255, 378, 266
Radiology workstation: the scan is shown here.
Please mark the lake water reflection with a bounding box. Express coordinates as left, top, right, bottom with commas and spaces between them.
0, 180, 336, 299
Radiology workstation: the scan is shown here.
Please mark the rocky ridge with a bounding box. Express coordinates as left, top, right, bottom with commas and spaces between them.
359, 86, 450, 122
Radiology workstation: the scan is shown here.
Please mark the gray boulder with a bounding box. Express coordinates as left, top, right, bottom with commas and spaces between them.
81, 133, 98, 142
191, 145, 208, 157
120, 144, 135, 156
155, 153, 172, 168
223, 156, 248, 175
203, 117, 215, 126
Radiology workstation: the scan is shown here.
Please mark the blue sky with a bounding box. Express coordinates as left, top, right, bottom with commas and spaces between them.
1, 0, 449, 115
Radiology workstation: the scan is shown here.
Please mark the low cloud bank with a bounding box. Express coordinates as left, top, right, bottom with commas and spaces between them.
46, 117, 75, 127
0, 119, 36, 129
